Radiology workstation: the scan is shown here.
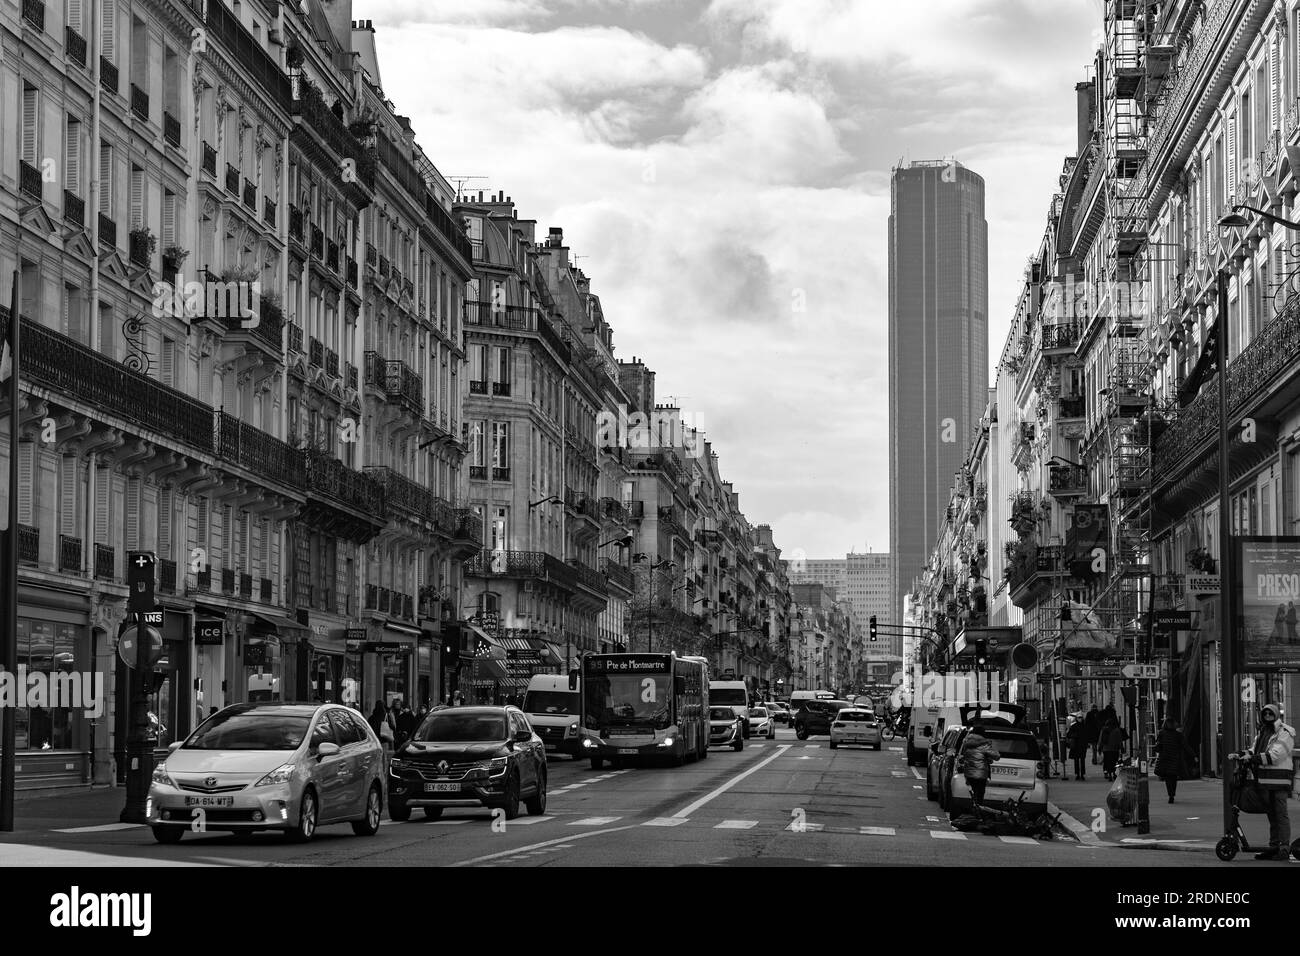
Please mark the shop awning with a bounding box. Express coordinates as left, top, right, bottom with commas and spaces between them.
495, 635, 564, 667
465, 624, 506, 659
471, 656, 512, 681
248, 610, 310, 636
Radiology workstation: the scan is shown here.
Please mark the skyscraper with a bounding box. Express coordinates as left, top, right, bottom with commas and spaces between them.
888, 160, 988, 627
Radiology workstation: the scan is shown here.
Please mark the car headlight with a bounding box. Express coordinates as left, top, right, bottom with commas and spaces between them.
254, 763, 296, 787
389, 759, 405, 773
658, 736, 675, 747
569, 723, 579, 735
484, 757, 509, 775
151, 765, 175, 787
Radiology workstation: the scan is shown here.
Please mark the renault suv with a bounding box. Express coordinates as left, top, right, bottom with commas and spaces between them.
387, 706, 547, 821
794, 699, 852, 739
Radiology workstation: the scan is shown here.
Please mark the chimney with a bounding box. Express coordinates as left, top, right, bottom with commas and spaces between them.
1075, 80, 1095, 155
548, 227, 563, 247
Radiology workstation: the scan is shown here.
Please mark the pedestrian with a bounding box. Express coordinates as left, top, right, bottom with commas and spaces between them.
368, 701, 394, 750
1066, 714, 1089, 781
1288, 603, 1299, 643
1236, 703, 1295, 860
958, 724, 1000, 807
1084, 704, 1102, 766
1154, 717, 1190, 803
1101, 718, 1124, 781
396, 702, 418, 747
1271, 604, 1287, 644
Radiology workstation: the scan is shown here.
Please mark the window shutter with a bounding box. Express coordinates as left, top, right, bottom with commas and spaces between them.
222, 504, 233, 566
65, 117, 80, 191
21, 87, 38, 166
102, 0, 116, 61
1271, 39, 1281, 133
162, 191, 176, 246
161, 337, 175, 387
60, 455, 78, 536
99, 145, 112, 214
130, 166, 144, 229
17, 444, 34, 526
1227, 113, 1237, 201
240, 511, 250, 567
196, 496, 208, 552
94, 466, 109, 542
158, 489, 172, 559
124, 477, 140, 550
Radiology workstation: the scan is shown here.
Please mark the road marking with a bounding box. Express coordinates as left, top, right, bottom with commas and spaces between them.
891, 771, 907, 777
859, 826, 895, 836
449, 824, 640, 867
888, 746, 904, 752
425, 819, 470, 825
505, 816, 555, 826
797, 756, 815, 760
930, 830, 967, 840
52, 823, 144, 833
673, 744, 792, 818
998, 836, 1040, 846
926, 815, 941, 822
910, 767, 925, 779
569, 816, 621, 826
785, 821, 825, 832
804, 744, 820, 749
912, 785, 923, 790
715, 819, 759, 829
643, 817, 687, 827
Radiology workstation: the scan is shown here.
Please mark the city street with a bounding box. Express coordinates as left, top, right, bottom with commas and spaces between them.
0, 731, 1220, 868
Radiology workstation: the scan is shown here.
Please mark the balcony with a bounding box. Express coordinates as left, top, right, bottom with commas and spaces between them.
492, 466, 510, 481
130, 83, 149, 122
94, 543, 114, 581
263, 197, 276, 227
453, 509, 483, 547
260, 578, 272, 603
1058, 395, 1086, 419
1047, 463, 1087, 498
129, 230, 152, 269
302, 449, 384, 518
345, 362, 358, 390
327, 241, 340, 273
325, 347, 339, 377
469, 380, 488, 395
288, 205, 304, 242
214, 410, 305, 488
379, 256, 390, 278
17, 525, 38, 564
309, 337, 324, 368
97, 213, 116, 248
240, 573, 253, 598
225, 164, 240, 194
60, 191, 84, 230
59, 535, 82, 572
463, 301, 570, 363
21, 0, 44, 32
469, 465, 487, 480
243, 180, 257, 211
100, 57, 118, 95
290, 78, 374, 193
492, 381, 512, 397
202, 142, 217, 177
160, 559, 177, 593
603, 558, 633, 594
310, 225, 324, 258
464, 550, 578, 592
196, 568, 211, 592
424, 194, 474, 262
19, 160, 41, 201
221, 568, 235, 594
288, 323, 303, 354
65, 27, 87, 67
382, 359, 423, 413
164, 111, 181, 148
17, 313, 215, 452
568, 559, 609, 598
600, 497, 630, 526
346, 257, 358, 289
202, 0, 291, 112
364, 465, 440, 525
627, 451, 683, 486
1040, 323, 1080, 352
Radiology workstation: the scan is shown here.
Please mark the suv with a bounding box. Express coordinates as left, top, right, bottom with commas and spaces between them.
794, 699, 852, 739
387, 706, 547, 821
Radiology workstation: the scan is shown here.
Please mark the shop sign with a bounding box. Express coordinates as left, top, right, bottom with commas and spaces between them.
195, 622, 223, 645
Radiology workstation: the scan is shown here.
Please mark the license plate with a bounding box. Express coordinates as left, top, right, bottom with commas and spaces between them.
617, 748, 637, 755
425, 782, 460, 792
184, 796, 234, 807
991, 766, 1019, 777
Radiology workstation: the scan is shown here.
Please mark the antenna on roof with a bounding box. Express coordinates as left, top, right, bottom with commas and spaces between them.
447, 176, 487, 201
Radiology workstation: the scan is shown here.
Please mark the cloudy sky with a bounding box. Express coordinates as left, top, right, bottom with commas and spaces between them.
366, 0, 1104, 561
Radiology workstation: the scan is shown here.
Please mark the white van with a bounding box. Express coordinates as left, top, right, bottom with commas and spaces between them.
907, 704, 962, 767
522, 674, 583, 758
709, 681, 751, 737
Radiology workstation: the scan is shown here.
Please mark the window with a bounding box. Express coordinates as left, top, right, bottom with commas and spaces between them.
491, 421, 509, 469
21, 84, 39, 167
327, 709, 362, 745
470, 343, 486, 383
162, 190, 176, 246
497, 347, 511, 387
491, 508, 507, 551
99, 144, 113, 215
67, 0, 83, 35
65, 116, 81, 193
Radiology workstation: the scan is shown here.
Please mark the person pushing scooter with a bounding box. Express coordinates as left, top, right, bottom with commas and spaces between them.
1231, 703, 1295, 861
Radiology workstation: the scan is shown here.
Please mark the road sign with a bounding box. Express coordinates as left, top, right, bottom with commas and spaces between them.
126, 551, 157, 614
506, 648, 541, 661
1153, 610, 1193, 632
1121, 663, 1160, 680
119, 625, 163, 669
1036, 672, 1055, 683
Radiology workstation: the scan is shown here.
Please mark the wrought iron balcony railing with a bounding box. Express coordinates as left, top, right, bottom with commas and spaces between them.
59, 535, 82, 572
160, 559, 177, 593
303, 449, 384, 517
345, 362, 358, 390
63, 191, 85, 228
65, 26, 87, 67
21, 0, 45, 32
214, 410, 305, 487
1058, 395, 1086, 419
243, 179, 257, 210
19, 160, 41, 200
164, 111, 181, 148
263, 197, 276, 226
325, 347, 339, 377
310, 225, 324, 258
568, 559, 608, 597
221, 567, 235, 593
1047, 463, 1088, 497
240, 572, 253, 598
100, 57, 118, 94
309, 336, 324, 368
94, 543, 114, 580
464, 550, 577, 592
288, 205, 304, 242
130, 83, 149, 122
469, 380, 487, 394
225, 164, 240, 194
202, 0, 291, 112
288, 323, 303, 354
202, 142, 217, 177
463, 301, 570, 363
97, 213, 116, 248
454, 509, 483, 545
603, 558, 633, 593
327, 241, 340, 273
18, 525, 38, 564
346, 257, 358, 288
260, 578, 272, 603
290, 77, 373, 190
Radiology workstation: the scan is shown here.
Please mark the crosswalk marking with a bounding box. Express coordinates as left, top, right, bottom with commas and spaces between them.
998, 836, 1040, 846
52, 823, 143, 833
891, 771, 907, 777
926, 815, 941, 822
643, 817, 688, 827
505, 816, 555, 826
930, 830, 967, 840
424, 819, 470, 825
804, 744, 820, 749
714, 820, 759, 829
569, 816, 621, 826
860, 826, 895, 836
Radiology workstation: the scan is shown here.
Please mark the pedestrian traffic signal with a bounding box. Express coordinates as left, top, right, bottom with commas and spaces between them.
975, 639, 988, 666
869, 616, 877, 641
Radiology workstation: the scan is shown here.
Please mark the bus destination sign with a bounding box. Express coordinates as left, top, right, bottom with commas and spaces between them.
585, 654, 670, 673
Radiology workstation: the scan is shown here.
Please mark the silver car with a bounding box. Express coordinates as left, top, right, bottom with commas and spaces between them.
147, 702, 386, 844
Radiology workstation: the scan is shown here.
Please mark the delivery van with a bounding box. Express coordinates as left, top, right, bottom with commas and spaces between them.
907, 704, 961, 766
522, 674, 583, 757
709, 680, 751, 737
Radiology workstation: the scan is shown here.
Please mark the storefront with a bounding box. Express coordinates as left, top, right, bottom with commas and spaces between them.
193, 604, 231, 720
241, 611, 310, 704
297, 626, 353, 705
360, 621, 421, 710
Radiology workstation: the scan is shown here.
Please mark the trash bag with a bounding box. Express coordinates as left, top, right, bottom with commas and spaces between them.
1106, 772, 1137, 825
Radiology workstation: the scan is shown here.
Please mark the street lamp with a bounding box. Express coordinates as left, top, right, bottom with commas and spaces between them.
1217, 203, 1300, 232
528, 495, 561, 509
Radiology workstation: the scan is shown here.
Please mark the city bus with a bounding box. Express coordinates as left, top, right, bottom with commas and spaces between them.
580, 652, 709, 769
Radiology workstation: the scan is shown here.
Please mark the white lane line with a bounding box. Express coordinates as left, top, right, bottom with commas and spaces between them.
786, 822, 825, 832
998, 836, 1040, 846
797, 756, 815, 760
673, 744, 793, 819
930, 830, 967, 840
910, 767, 925, 779
505, 816, 555, 826
425, 820, 470, 825
912, 785, 923, 790
860, 826, 895, 836
449, 824, 640, 867
926, 815, 941, 822
888, 746, 904, 752
804, 744, 821, 749
714, 820, 759, 830
569, 816, 621, 826
643, 817, 688, 827
52, 823, 144, 833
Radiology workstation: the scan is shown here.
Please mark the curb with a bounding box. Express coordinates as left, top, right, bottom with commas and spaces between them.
1048, 801, 1217, 852
1047, 801, 1102, 846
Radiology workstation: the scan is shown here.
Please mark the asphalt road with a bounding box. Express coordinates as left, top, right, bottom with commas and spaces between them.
0, 728, 1221, 867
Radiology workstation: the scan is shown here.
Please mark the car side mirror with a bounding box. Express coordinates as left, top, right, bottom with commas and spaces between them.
168, 741, 183, 752
317, 742, 341, 758
514, 729, 532, 742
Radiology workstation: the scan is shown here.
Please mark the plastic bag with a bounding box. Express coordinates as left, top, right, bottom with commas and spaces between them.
1106, 772, 1136, 825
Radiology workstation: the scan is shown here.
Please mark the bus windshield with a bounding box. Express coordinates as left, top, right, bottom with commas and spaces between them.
585, 673, 672, 727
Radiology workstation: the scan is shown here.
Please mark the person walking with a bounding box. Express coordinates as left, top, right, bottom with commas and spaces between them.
395, 702, 418, 748
959, 725, 1000, 807
1154, 717, 1190, 803
1084, 704, 1102, 767
1235, 703, 1295, 860
1101, 718, 1125, 781
368, 701, 394, 750
1066, 714, 1089, 781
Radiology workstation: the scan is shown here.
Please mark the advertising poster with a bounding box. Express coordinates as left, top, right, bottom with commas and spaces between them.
1237, 536, 1300, 671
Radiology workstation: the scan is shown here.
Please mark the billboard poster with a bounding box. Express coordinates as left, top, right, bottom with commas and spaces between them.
1237, 536, 1300, 671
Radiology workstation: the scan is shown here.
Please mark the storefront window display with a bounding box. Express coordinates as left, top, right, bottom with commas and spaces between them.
383, 652, 410, 707
14, 620, 87, 750
245, 635, 283, 702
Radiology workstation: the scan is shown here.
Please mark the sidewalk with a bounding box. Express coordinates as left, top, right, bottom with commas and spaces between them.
0, 786, 135, 840
1048, 769, 1227, 853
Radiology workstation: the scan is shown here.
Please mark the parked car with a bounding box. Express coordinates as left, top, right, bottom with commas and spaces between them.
748, 706, 777, 739
709, 706, 745, 751
828, 708, 882, 750
794, 699, 852, 739
939, 721, 1049, 821
767, 701, 792, 725
387, 706, 547, 821
148, 702, 386, 844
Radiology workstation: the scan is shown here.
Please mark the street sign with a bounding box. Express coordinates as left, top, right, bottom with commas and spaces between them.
126, 551, 156, 614
1186, 574, 1220, 594
1153, 610, 1193, 632
1036, 672, 1055, 683
364, 641, 406, 653
506, 648, 541, 661
1121, 663, 1160, 680
345, 628, 367, 642
118, 625, 163, 669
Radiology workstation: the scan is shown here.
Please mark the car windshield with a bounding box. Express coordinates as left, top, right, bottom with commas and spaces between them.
977, 731, 1041, 760
711, 708, 737, 721
417, 712, 507, 742
839, 711, 872, 721
522, 691, 577, 716
750, 708, 769, 718
183, 712, 311, 750
712, 688, 748, 706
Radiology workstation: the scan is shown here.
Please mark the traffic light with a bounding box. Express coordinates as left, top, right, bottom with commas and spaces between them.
974, 639, 988, 667
869, 616, 878, 641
